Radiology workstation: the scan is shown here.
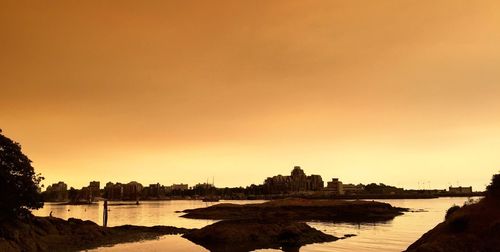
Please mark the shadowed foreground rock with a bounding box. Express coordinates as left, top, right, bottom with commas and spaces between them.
183, 219, 337, 252
407, 174, 500, 252
0, 215, 191, 252
406, 198, 500, 252
182, 198, 406, 222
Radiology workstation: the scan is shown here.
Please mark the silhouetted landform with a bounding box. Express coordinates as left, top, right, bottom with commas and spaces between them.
180, 198, 405, 251
406, 174, 500, 252
406, 198, 500, 252
0, 215, 190, 252
183, 219, 337, 252
182, 198, 407, 222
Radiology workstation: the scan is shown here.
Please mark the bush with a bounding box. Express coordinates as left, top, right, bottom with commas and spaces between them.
486, 173, 500, 198
445, 205, 460, 220
0, 129, 44, 217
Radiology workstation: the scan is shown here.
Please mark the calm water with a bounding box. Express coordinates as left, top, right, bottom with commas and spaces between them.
33, 197, 479, 252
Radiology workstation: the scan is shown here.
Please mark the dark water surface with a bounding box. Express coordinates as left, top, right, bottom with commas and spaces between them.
33, 197, 479, 251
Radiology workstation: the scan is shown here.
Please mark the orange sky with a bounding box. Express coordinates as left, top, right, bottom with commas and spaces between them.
1, 0, 499, 190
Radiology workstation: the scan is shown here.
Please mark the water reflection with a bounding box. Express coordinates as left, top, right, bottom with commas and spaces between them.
34, 200, 266, 228
87, 235, 208, 252
34, 198, 479, 251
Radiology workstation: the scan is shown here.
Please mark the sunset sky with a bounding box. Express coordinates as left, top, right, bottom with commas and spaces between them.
1, 0, 499, 190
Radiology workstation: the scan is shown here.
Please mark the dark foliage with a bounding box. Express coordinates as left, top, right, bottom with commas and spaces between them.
486, 173, 500, 198
445, 205, 460, 220
0, 129, 44, 217
448, 215, 469, 232
364, 183, 403, 194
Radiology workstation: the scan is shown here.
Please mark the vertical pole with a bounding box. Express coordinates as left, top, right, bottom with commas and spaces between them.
103, 200, 108, 227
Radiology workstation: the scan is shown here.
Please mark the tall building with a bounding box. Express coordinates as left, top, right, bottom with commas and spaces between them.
123, 181, 143, 200
263, 166, 324, 194
147, 183, 162, 198
169, 184, 189, 191
89, 181, 100, 198
104, 182, 124, 200
45, 181, 68, 201
449, 186, 472, 194
326, 178, 344, 195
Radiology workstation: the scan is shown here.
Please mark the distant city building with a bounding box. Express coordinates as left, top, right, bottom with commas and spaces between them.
123, 181, 143, 200
193, 182, 215, 190
80, 181, 101, 202
169, 183, 189, 191
89, 181, 100, 197
342, 183, 365, 195
45, 181, 68, 201
104, 182, 124, 200
263, 166, 324, 194
449, 186, 472, 194
147, 183, 162, 198
325, 178, 344, 195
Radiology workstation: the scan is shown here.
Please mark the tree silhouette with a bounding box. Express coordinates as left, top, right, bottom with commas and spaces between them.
0, 129, 44, 217
486, 173, 500, 198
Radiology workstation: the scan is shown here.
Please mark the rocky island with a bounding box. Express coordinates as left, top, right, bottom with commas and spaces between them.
181, 198, 407, 251
182, 198, 406, 222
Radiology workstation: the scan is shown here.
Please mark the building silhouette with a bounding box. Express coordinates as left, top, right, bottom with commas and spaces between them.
80, 181, 101, 202
263, 166, 324, 194
45, 181, 68, 201
449, 186, 472, 194
325, 178, 344, 195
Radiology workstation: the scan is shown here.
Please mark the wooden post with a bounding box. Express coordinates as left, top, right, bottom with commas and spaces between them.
103, 200, 108, 227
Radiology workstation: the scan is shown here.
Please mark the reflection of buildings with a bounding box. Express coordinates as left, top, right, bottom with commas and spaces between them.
263, 166, 324, 194
449, 186, 472, 194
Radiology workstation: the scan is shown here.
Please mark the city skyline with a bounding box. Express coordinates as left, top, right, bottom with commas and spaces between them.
2, 1, 500, 190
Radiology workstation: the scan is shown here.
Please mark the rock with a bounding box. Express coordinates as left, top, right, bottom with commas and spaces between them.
406, 197, 500, 252
183, 219, 337, 252
0, 215, 192, 252
182, 198, 406, 222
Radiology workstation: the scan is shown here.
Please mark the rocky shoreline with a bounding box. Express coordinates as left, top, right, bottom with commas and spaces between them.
405, 196, 500, 252
0, 198, 407, 252
0, 215, 190, 252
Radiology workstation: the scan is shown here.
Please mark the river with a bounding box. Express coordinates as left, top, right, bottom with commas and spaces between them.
33, 197, 480, 251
